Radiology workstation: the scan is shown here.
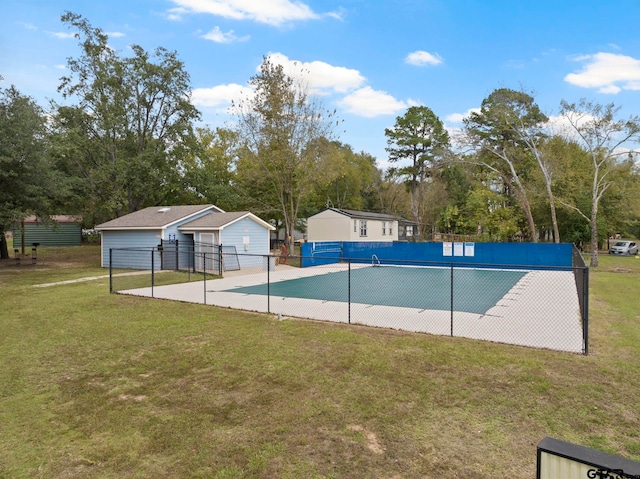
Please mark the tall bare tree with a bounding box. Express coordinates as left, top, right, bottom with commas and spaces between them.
464, 89, 551, 242
233, 57, 338, 252
559, 99, 640, 266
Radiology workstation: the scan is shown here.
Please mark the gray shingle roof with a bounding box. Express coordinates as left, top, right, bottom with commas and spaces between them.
95, 205, 216, 229
327, 208, 413, 223
179, 212, 251, 229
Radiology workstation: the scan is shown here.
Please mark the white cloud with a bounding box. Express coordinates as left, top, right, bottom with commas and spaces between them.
191, 83, 254, 110
266, 52, 366, 93
504, 59, 525, 69
166, 9, 185, 21
54, 64, 67, 70
338, 87, 407, 118
564, 52, 640, 94
545, 113, 607, 142
445, 108, 479, 124
18, 22, 37, 30
544, 114, 574, 136
202, 26, 250, 43
442, 109, 480, 150
192, 55, 403, 120
545, 114, 640, 159
107, 31, 126, 38
49, 31, 75, 39
168, 0, 339, 26
405, 50, 443, 66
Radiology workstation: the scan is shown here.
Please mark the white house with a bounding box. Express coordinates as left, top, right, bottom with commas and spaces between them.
306, 208, 416, 242
95, 205, 274, 270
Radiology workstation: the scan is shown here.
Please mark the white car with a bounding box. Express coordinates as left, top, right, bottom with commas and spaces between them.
609, 240, 639, 256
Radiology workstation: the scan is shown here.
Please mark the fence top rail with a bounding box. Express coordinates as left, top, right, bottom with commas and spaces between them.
108, 248, 583, 271
303, 254, 579, 271
572, 244, 588, 269
110, 247, 159, 252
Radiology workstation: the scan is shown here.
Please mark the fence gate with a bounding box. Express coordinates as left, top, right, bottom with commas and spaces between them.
221, 245, 240, 272
195, 241, 218, 274
160, 239, 179, 270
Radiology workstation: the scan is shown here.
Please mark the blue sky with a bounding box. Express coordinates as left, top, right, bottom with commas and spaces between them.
3, 0, 640, 167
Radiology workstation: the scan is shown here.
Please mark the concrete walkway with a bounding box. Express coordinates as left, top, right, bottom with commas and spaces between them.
34, 270, 156, 288
32, 266, 295, 287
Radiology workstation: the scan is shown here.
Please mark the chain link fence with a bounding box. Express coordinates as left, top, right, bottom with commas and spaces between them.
109, 246, 589, 354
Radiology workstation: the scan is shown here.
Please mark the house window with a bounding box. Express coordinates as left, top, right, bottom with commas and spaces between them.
406, 225, 414, 237
354, 220, 357, 233
359, 220, 367, 237
382, 221, 387, 235
389, 224, 393, 236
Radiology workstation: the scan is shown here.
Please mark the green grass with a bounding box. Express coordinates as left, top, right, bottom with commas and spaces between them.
111, 270, 221, 292
0, 247, 639, 478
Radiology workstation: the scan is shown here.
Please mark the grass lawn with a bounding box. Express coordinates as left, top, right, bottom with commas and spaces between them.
0, 245, 639, 478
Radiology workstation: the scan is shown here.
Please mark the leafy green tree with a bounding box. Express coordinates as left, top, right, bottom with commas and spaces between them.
598, 166, 639, 242
51, 12, 200, 223
0, 85, 65, 258
428, 163, 474, 238
233, 57, 338, 251
462, 186, 521, 241
374, 168, 413, 222
464, 88, 549, 242
179, 127, 242, 210
540, 136, 591, 245
304, 140, 381, 213
385, 106, 450, 237
559, 99, 640, 266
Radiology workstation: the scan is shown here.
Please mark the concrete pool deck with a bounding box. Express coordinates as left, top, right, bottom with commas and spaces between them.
117, 263, 585, 354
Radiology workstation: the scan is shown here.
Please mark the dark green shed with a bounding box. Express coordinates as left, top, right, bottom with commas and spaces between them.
13, 215, 82, 247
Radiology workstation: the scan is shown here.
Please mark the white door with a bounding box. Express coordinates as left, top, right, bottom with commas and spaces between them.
199, 233, 217, 272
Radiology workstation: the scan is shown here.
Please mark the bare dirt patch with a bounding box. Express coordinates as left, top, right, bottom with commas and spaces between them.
613, 267, 633, 273
348, 424, 384, 454
118, 394, 147, 402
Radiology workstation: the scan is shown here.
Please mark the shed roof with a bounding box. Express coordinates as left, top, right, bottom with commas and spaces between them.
95, 205, 220, 230
179, 211, 275, 231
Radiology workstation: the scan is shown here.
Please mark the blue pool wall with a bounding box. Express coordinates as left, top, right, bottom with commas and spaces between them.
300, 241, 573, 269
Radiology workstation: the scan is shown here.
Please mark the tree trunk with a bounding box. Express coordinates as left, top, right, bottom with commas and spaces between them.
285, 219, 295, 257
589, 201, 599, 267
546, 183, 560, 243
523, 200, 538, 243
505, 173, 537, 242
21, 220, 26, 255
410, 177, 420, 236
0, 226, 8, 259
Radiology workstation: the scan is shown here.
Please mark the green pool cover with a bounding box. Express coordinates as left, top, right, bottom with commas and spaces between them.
225, 266, 527, 314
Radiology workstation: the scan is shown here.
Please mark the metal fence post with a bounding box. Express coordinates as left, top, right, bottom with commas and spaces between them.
450, 263, 454, 337
109, 248, 113, 293
348, 259, 351, 324
583, 267, 589, 355
204, 251, 207, 305
267, 253, 271, 314
187, 245, 191, 282
175, 239, 179, 270
151, 248, 155, 298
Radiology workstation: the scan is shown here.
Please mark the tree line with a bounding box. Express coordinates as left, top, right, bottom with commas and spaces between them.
2, 13, 639, 266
